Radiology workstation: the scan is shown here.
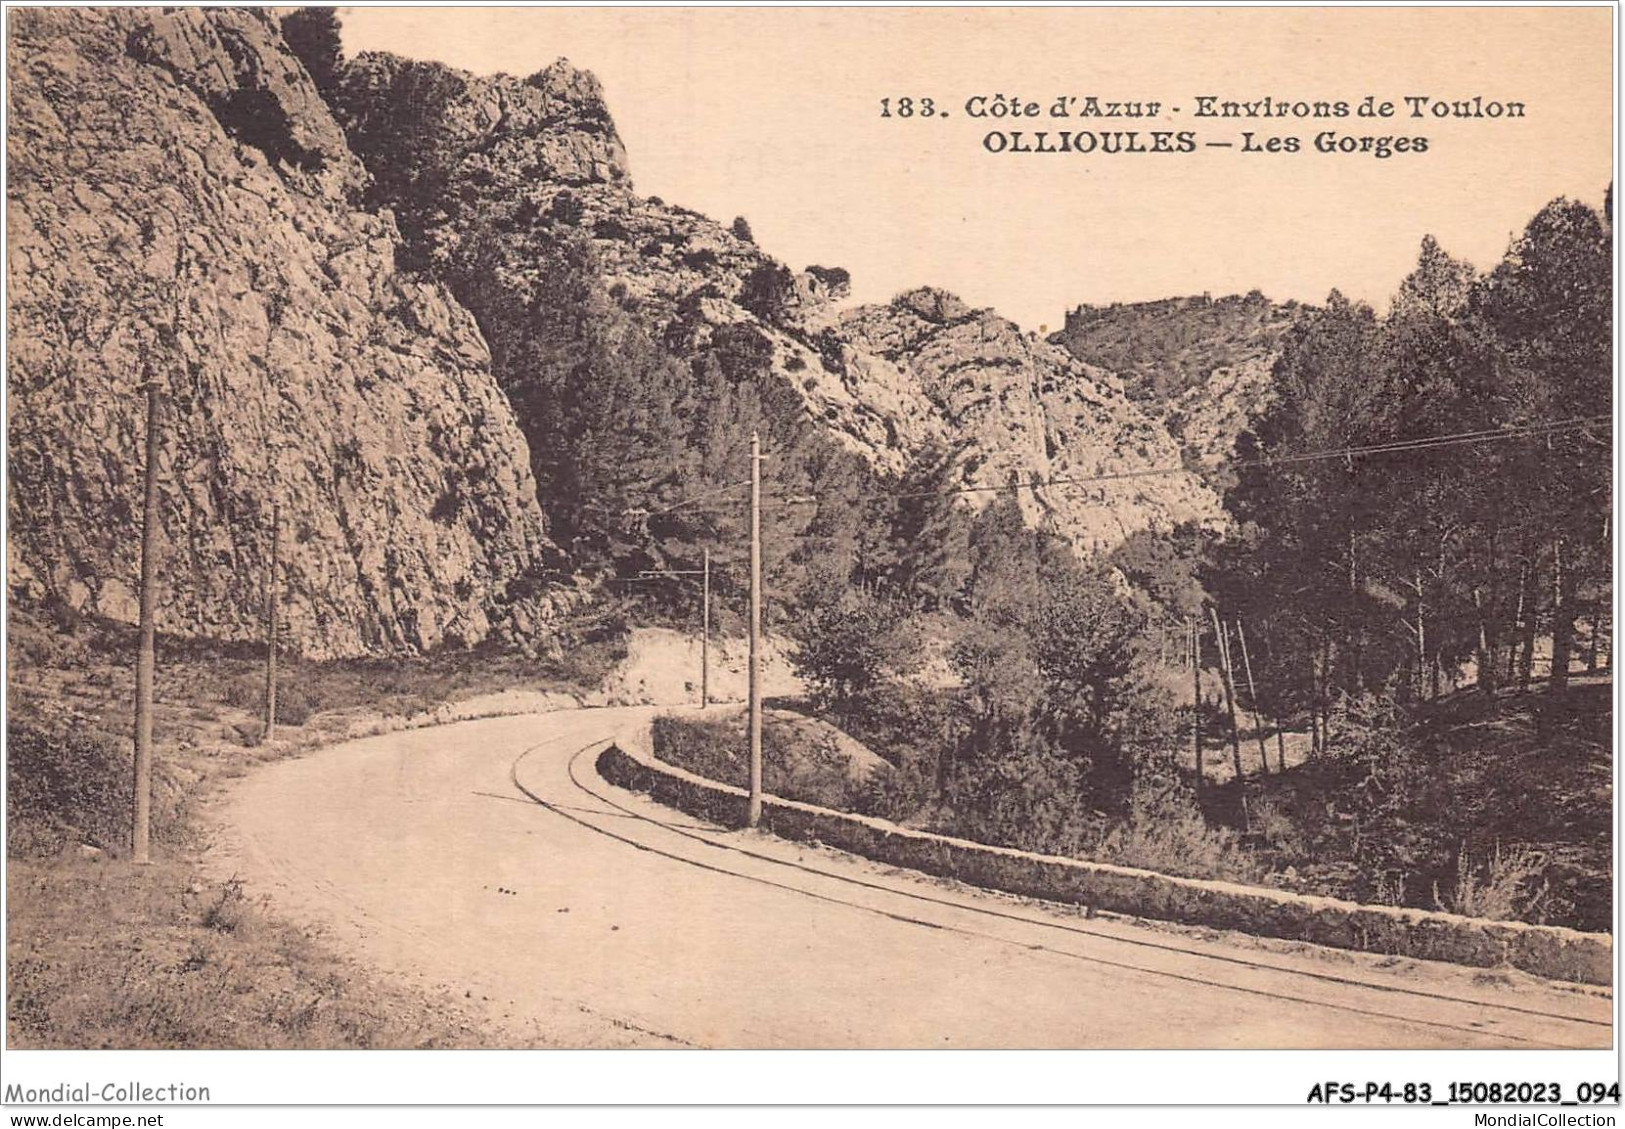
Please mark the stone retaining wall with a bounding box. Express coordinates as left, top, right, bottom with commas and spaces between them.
598, 739, 1612, 986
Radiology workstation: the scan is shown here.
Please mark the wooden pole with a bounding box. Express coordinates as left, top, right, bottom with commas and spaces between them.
132, 377, 162, 864
1234, 618, 1272, 774
1210, 606, 1244, 784
700, 546, 710, 708
747, 433, 763, 828
263, 502, 280, 742
1190, 615, 1203, 798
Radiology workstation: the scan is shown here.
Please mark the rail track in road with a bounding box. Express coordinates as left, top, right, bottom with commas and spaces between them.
220, 708, 1612, 1049
502, 735, 1611, 1048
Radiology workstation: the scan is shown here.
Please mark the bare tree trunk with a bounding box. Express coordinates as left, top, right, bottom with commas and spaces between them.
1584, 604, 1600, 673
1319, 637, 1336, 751
1235, 619, 1273, 774
1474, 525, 1503, 699
1473, 586, 1498, 698
1306, 644, 1322, 757
1517, 553, 1539, 690
1348, 530, 1363, 693
1550, 537, 1573, 695
1507, 560, 1527, 683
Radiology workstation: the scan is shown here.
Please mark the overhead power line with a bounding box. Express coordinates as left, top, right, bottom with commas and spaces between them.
877, 414, 1611, 502
589, 414, 1610, 518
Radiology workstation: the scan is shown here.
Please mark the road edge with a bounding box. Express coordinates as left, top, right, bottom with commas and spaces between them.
599, 731, 1613, 987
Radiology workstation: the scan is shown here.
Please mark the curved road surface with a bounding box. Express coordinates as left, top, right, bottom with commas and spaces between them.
216, 707, 1612, 1049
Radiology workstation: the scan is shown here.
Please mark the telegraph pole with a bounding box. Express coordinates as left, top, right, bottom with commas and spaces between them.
132, 375, 162, 864
1189, 615, 1203, 800
263, 502, 280, 743
747, 432, 764, 828
701, 547, 710, 708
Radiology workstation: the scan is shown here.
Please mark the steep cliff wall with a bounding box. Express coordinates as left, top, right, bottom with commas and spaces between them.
840, 289, 1223, 551
7, 9, 560, 657
329, 51, 1223, 558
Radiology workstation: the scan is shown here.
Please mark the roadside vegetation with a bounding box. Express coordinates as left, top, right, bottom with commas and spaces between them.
5, 603, 624, 1048
649, 710, 876, 812
648, 193, 1613, 932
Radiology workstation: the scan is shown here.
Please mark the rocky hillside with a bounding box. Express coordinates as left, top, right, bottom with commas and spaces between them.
9, 9, 1240, 662
1052, 292, 1306, 468
7, 9, 561, 657
839, 290, 1221, 552
324, 46, 1222, 560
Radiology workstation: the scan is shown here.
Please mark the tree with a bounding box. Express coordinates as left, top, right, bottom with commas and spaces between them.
730, 216, 755, 243
1211, 195, 1612, 722
791, 588, 918, 715
738, 263, 796, 325
1476, 199, 1612, 694
281, 8, 346, 94
872, 444, 973, 610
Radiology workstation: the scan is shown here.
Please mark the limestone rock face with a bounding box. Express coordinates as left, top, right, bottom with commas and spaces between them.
839, 290, 1223, 552
1052, 292, 1307, 470
331, 52, 1224, 558
7, 9, 559, 657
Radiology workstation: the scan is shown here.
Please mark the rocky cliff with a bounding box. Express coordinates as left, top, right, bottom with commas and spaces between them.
837, 290, 1222, 551
7, 9, 560, 657
9, 10, 1251, 661
327, 49, 1223, 559
1052, 293, 1306, 469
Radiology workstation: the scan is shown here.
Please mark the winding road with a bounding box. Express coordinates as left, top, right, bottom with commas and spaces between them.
214, 706, 1612, 1049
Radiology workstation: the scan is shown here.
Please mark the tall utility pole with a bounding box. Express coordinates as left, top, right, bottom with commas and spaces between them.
263, 502, 280, 743
1189, 615, 1202, 799
701, 547, 710, 708
132, 375, 162, 864
747, 432, 764, 828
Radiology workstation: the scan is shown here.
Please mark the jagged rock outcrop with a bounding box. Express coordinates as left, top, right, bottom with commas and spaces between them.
328, 50, 1222, 557
7, 8, 561, 657
1052, 292, 1306, 469
839, 290, 1222, 551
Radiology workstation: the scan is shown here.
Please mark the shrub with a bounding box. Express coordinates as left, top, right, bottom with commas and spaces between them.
854, 757, 933, 824
1442, 843, 1552, 922
593, 217, 634, 242
547, 193, 584, 226
200, 876, 248, 934
815, 328, 847, 377
1096, 782, 1262, 884
281, 7, 346, 93
272, 679, 322, 727
941, 743, 1101, 859
7, 720, 133, 856
650, 713, 866, 811
805, 264, 851, 296
737, 263, 796, 324
791, 590, 920, 716
208, 89, 325, 173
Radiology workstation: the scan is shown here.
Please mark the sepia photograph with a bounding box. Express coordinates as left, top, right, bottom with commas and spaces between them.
1, 0, 1617, 1116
